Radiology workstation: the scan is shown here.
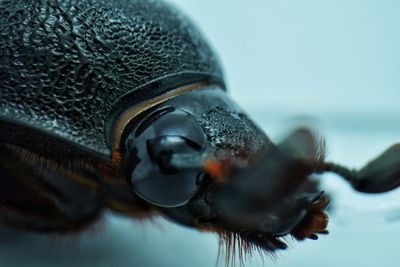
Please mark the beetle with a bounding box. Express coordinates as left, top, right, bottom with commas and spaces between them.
0, 0, 399, 264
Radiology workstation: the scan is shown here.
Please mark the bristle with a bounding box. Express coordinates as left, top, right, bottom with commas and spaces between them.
216, 231, 288, 267
315, 136, 327, 169
99, 150, 127, 182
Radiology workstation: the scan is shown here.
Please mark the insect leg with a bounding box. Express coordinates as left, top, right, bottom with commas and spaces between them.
0, 145, 104, 232
277, 128, 400, 193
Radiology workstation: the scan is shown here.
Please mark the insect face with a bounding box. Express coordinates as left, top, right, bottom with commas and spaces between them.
115, 86, 329, 256
119, 86, 269, 206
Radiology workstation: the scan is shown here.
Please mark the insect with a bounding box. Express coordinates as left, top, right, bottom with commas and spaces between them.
0, 0, 399, 264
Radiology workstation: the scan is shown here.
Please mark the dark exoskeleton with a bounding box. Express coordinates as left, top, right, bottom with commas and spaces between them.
0, 0, 399, 262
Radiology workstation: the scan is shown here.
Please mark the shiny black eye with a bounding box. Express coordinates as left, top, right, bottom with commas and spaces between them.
123, 107, 207, 207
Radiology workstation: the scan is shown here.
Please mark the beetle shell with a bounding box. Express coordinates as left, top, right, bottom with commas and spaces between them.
4, 1, 399, 264
0, 0, 224, 158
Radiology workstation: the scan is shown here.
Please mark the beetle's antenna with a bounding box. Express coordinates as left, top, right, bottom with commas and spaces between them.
318, 144, 400, 193
317, 162, 357, 184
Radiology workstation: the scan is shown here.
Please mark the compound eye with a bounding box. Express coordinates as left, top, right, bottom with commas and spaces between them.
125, 108, 207, 207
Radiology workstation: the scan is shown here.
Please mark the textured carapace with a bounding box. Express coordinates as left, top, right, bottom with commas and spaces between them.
0, 0, 223, 157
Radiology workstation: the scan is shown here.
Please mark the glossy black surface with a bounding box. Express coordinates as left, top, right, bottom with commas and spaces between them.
126, 107, 207, 207
0, 0, 223, 157
123, 87, 273, 208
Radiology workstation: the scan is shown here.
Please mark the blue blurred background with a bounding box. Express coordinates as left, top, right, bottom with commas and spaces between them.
173, 0, 400, 115
1, 0, 399, 266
